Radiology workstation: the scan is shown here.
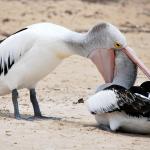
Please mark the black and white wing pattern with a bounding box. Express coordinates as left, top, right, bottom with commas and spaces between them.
87, 85, 150, 117
0, 27, 34, 76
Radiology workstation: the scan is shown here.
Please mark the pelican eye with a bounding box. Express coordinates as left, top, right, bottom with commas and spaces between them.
114, 42, 122, 48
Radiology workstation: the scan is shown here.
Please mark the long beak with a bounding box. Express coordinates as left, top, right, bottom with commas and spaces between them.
89, 47, 150, 83
122, 46, 150, 79
89, 49, 115, 83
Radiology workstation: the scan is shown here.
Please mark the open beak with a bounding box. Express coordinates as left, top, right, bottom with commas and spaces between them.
88, 49, 115, 83
89, 47, 150, 83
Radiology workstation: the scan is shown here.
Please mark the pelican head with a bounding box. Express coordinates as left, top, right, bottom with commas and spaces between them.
87, 22, 150, 83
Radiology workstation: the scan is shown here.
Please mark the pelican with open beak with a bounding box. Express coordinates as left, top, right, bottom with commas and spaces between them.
87, 23, 150, 86
0, 22, 149, 119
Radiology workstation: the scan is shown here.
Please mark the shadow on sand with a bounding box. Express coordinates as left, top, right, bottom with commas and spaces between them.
0, 109, 150, 138
89, 124, 150, 138
0, 109, 62, 121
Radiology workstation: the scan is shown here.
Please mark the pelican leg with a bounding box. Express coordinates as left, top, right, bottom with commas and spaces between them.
12, 89, 21, 119
29, 89, 42, 117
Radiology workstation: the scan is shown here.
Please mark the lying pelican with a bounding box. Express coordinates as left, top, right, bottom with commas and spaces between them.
0, 22, 149, 119
87, 82, 150, 134
87, 53, 150, 134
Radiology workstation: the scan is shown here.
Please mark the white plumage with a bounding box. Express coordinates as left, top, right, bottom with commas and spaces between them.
87, 90, 119, 114
0, 23, 79, 95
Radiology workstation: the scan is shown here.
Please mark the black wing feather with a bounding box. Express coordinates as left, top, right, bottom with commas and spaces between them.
0, 28, 28, 76
105, 85, 150, 117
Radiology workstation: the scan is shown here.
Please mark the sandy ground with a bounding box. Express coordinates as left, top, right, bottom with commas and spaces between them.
0, 0, 150, 149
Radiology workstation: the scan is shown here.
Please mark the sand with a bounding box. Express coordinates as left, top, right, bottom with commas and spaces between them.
0, 0, 150, 149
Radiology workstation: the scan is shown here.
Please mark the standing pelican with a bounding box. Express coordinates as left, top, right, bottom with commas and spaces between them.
0, 22, 149, 119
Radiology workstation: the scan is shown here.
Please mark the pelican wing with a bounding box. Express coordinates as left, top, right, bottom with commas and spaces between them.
119, 93, 150, 117
0, 27, 34, 76
105, 85, 150, 117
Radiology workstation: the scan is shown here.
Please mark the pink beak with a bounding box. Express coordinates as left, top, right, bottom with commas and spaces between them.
122, 46, 150, 79
89, 47, 150, 83
89, 49, 115, 83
